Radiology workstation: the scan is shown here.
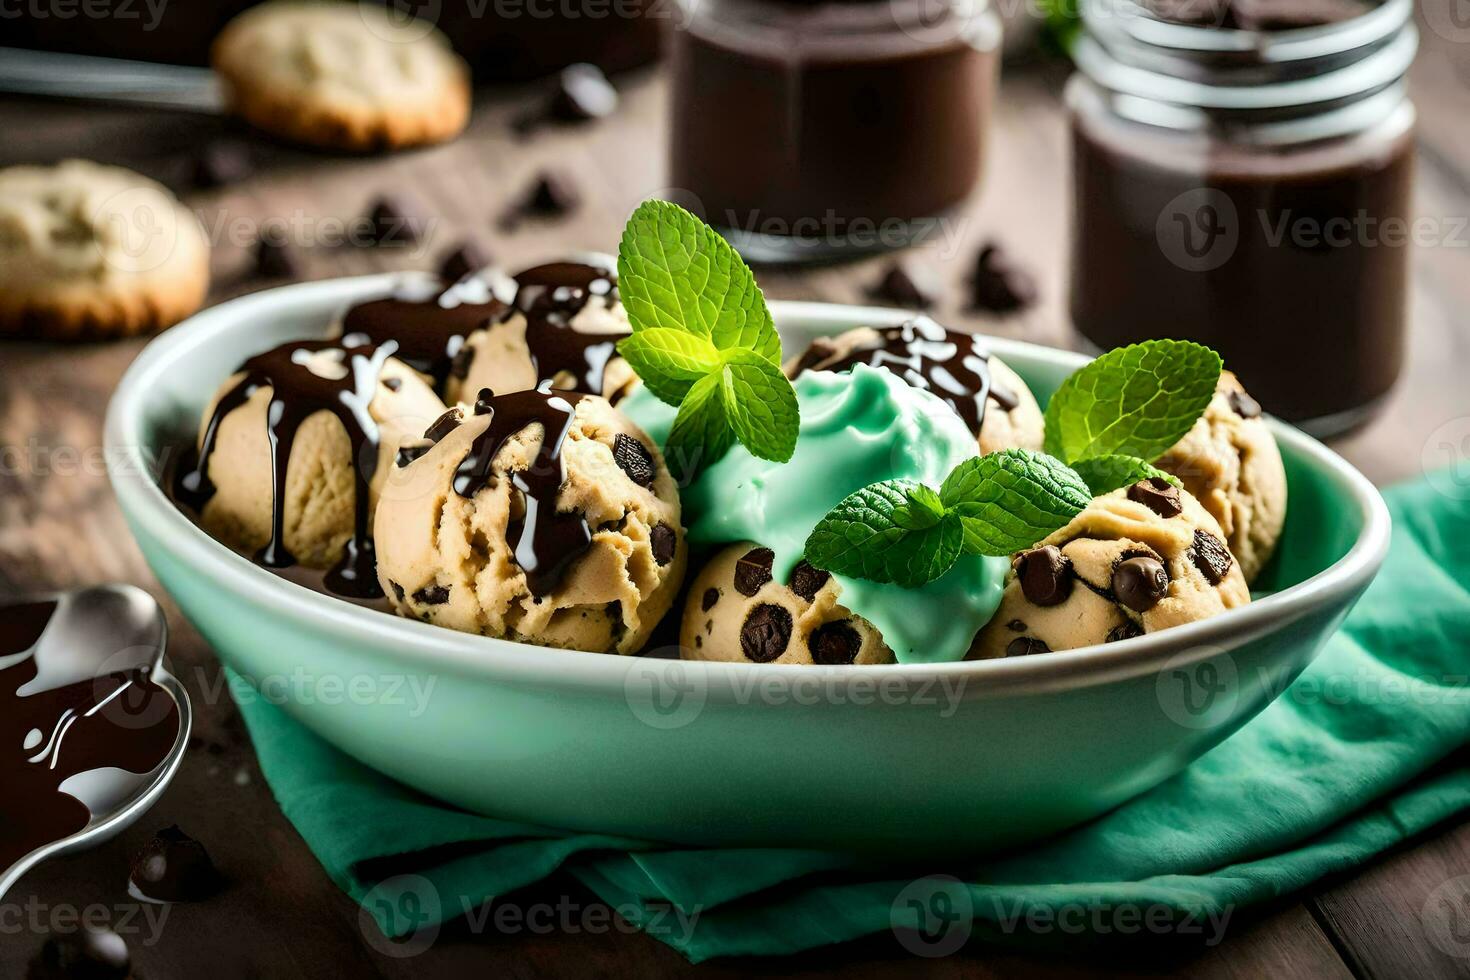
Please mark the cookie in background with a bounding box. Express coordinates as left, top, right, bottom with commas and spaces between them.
0, 160, 210, 339
211, 1, 471, 152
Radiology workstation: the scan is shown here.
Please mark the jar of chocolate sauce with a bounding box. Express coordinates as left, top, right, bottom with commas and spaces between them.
1067, 0, 1417, 435
669, 0, 1001, 263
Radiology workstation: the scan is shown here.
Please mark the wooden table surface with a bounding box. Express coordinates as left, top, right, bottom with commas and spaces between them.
3, 11, 1469, 977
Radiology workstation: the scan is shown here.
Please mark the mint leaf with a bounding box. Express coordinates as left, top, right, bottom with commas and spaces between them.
893, 484, 945, 530
939, 449, 1091, 556
1043, 340, 1222, 463
616, 328, 720, 406
719, 349, 799, 463
664, 372, 732, 482
804, 480, 964, 589
618, 200, 781, 364
1071, 455, 1181, 497
615, 200, 799, 471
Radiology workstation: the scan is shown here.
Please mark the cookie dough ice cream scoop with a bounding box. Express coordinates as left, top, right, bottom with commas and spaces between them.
1154, 371, 1287, 583
680, 365, 1009, 664
373, 388, 685, 654
683, 543, 896, 665
448, 259, 637, 405
972, 478, 1250, 659
174, 338, 446, 597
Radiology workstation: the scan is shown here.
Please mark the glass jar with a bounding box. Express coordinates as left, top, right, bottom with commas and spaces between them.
669, 0, 1001, 263
1067, 0, 1417, 436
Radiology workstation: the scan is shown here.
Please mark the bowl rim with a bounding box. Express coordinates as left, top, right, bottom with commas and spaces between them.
105, 275, 1393, 699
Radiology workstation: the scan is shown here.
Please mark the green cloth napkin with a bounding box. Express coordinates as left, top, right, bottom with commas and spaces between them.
232, 476, 1470, 962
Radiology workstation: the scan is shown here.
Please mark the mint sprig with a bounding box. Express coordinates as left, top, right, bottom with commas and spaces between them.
804, 481, 965, 589
940, 450, 1095, 557
616, 201, 796, 477
1043, 340, 1221, 465
1039, 338, 1220, 504
1071, 455, 1181, 498
804, 449, 1092, 588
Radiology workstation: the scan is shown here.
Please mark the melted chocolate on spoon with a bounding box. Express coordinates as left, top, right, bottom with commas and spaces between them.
452, 386, 591, 596
511, 260, 629, 396
1, 598, 179, 874
340, 275, 510, 389
172, 338, 396, 599
791, 317, 1018, 434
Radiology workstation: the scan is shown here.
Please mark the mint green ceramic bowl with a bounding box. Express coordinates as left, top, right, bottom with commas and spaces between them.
105, 276, 1390, 854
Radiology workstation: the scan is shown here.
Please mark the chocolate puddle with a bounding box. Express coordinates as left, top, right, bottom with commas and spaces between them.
341, 275, 511, 389
791, 317, 1017, 434
512, 261, 628, 396
172, 338, 396, 599
1, 592, 179, 874
452, 387, 590, 596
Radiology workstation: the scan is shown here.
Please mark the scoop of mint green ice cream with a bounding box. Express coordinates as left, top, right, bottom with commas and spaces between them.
624, 365, 1005, 664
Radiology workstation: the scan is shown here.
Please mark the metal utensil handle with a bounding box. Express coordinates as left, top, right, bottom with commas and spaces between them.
0, 47, 223, 112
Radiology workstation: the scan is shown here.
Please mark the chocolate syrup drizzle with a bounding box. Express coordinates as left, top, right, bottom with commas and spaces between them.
792, 317, 1019, 434
2, 595, 179, 873
341, 275, 510, 389
452, 386, 591, 596
173, 338, 396, 598
511, 261, 629, 396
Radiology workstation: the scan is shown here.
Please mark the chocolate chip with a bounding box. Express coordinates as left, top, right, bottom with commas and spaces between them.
413, 584, 450, 605
450, 344, 476, 381
870, 261, 938, 310
701, 587, 720, 611
733, 547, 775, 596
1006, 636, 1050, 657
1007, 618, 1028, 632
439, 240, 493, 283
788, 560, 831, 602
128, 825, 221, 903
188, 736, 226, 755
970, 242, 1038, 314
1106, 621, 1145, 643
521, 171, 580, 218
1228, 388, 1262, 419
395, 439, 433, 468
390, 581, 406, 602
740, 603, 793, 662
612, 433, 656, 488
253, 237, 298, 280
473, 388, 496, 416
367, 194, 426, 246
810, 620, 862, 665
1128, 477, 1183, 518
29, 929, 130, 980
551, 63, 619, 121
1190, 529, 1234, 584
535, 172, 580, 212
1014, 545, 1073, 606
190, 140, 253, 190
650, 523, 676, 566
1113, 556, 1169, 612
424, 407, 464, 443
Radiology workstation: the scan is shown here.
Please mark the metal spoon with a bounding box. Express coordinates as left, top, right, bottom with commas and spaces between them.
0, 47, 221, 111
0, 585, 192, 901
